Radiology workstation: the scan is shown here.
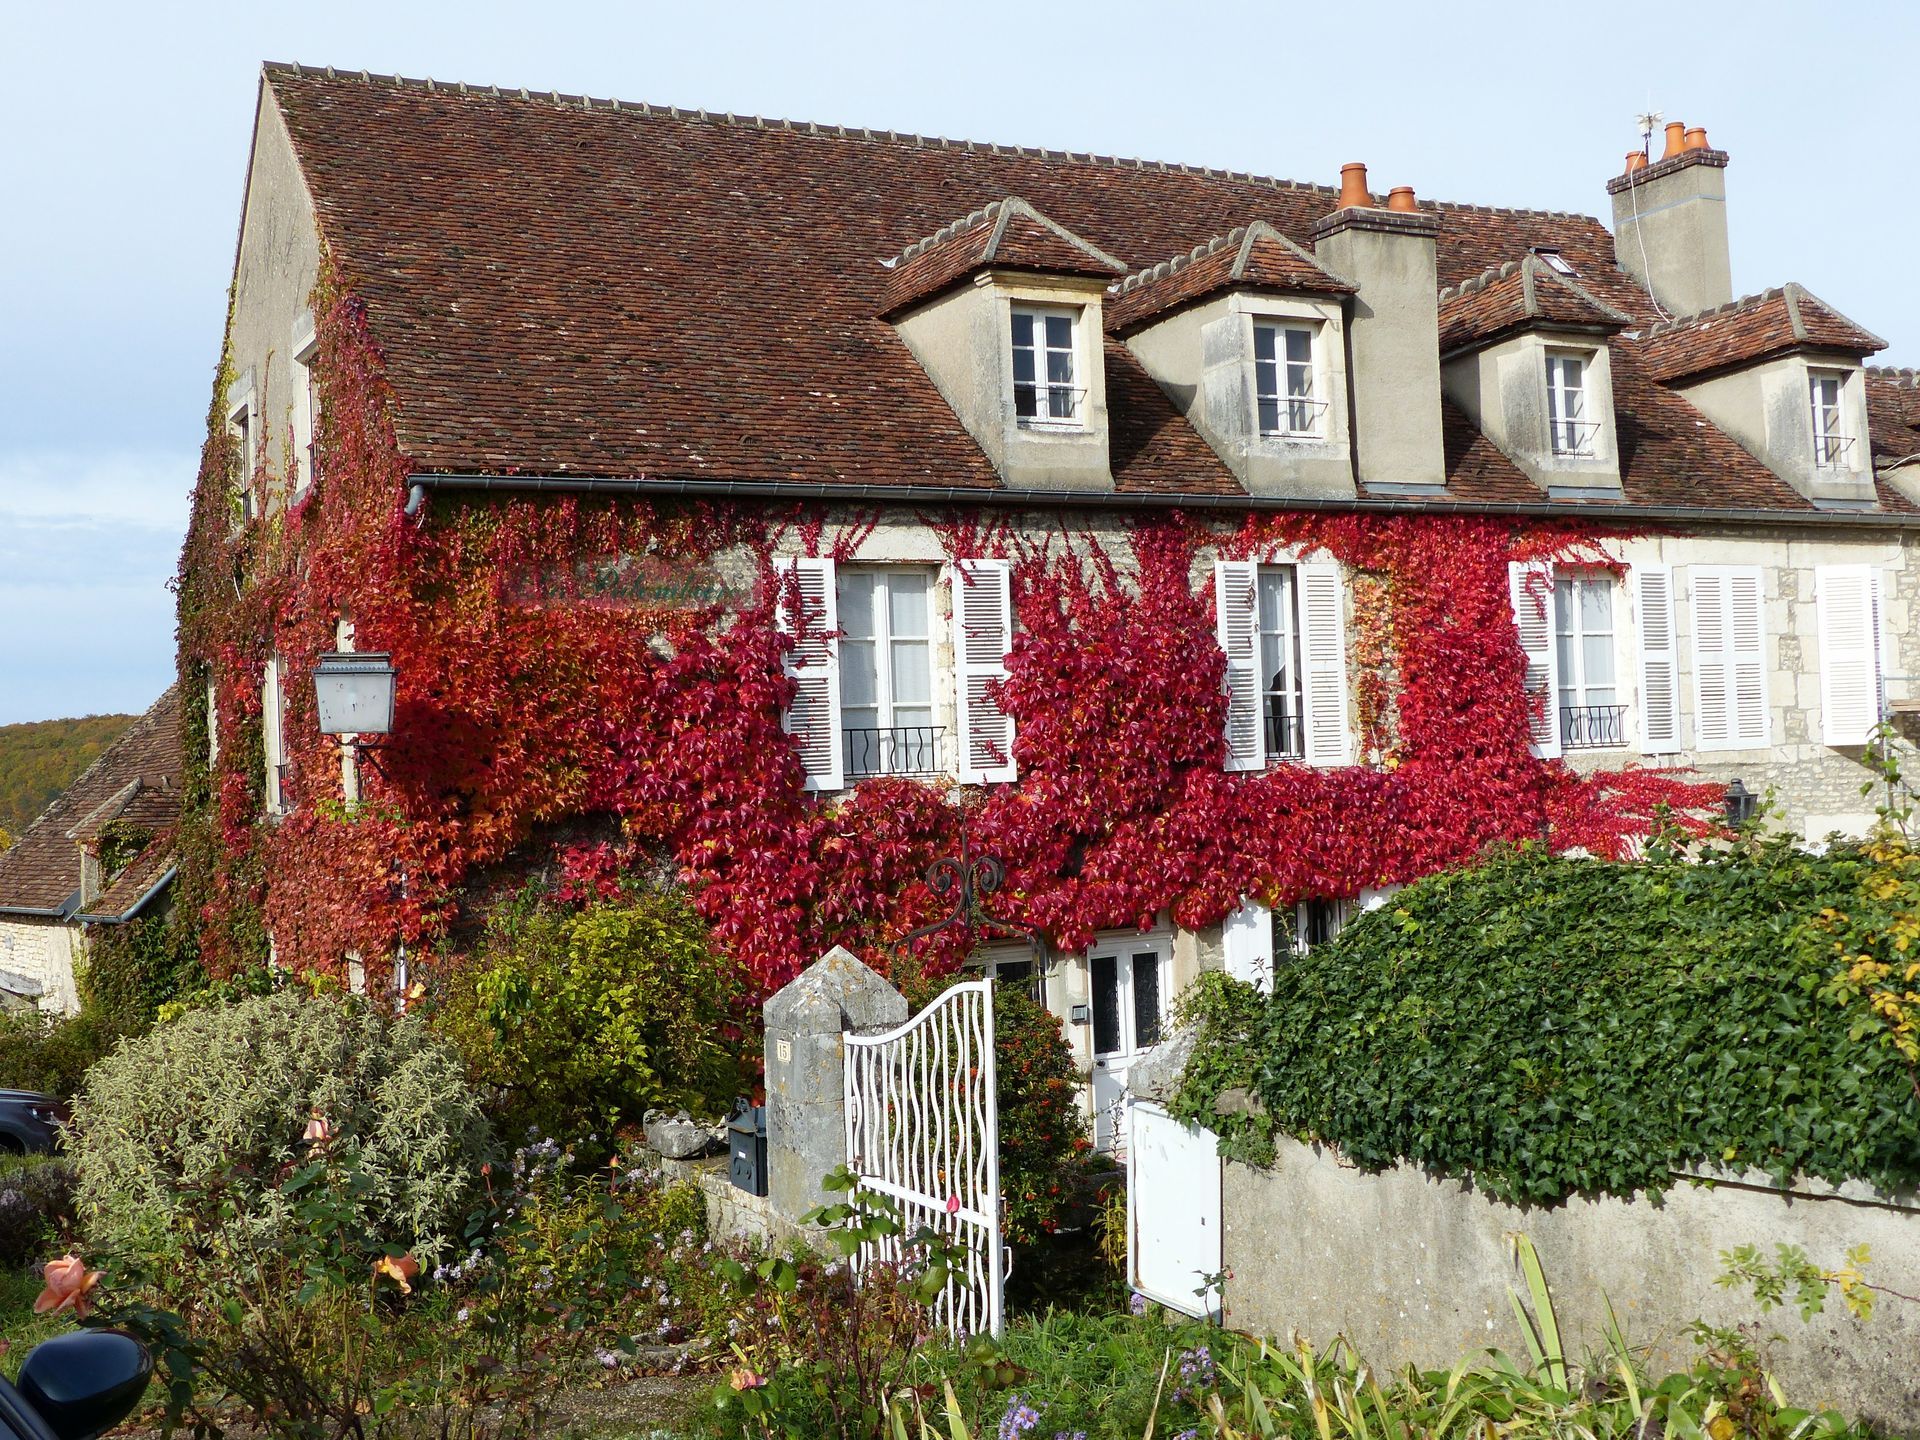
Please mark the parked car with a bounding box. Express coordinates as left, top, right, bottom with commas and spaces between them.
0, 1092, 67, 1154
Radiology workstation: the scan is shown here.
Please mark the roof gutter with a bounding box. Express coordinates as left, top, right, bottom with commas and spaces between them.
0, 904, 72, 920
75, 865, 178, 927
412, 472, 1920, 532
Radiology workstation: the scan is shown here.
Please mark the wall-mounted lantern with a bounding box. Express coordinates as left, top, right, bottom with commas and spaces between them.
1723, 777, 1756, 828
312, 652, 396, 738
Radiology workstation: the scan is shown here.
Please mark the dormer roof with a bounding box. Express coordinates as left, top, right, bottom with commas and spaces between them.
1868, 367, 1920, 470
1438, 253, 1632, 355
1105, 221, 1354, 333
879, 197, 1126, 317
1639, 285, 1888, 384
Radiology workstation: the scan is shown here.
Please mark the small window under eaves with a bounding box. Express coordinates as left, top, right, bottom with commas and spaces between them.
1530, 247, 1577, 276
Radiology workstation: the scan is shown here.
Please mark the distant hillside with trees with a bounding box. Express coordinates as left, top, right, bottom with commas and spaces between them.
0, 714, 136, 841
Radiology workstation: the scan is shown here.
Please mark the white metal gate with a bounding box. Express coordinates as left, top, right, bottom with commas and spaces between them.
843, 978, 1003, 1336
1128, 1099, 1222, 1319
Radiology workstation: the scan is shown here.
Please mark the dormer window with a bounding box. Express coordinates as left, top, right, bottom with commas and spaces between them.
1254, 322, 1323, 438
1809, 369, 1852, 469
1011, 306, 1082, 428
1545, 351, 1598, 457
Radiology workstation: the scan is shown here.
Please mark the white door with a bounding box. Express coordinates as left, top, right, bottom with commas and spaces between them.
1128, 1100, 1222, 1317
1090, 942, 1169, 1152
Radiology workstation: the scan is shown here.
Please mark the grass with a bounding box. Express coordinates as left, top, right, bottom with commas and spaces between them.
0, 1266, 74, 1377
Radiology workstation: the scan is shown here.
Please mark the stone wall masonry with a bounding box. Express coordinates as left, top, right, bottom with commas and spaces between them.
1220, 1135, 1920, 1431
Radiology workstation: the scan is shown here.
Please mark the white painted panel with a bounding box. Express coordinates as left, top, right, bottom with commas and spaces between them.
1127, 1100, 1223, 1318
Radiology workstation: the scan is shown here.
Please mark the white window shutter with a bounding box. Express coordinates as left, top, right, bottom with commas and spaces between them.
1692, 566, 1768, 750
775, 556, 843, 791
1816, 564, 1880, 747
1299, 558, 1351, 766
1221, 900, 1274, 993
1508, 561, 1560, 758
1214, 561, 1262, 772
262, 655, 284, 812
1634, 564, 1680, 754
1728, 569, 1768, 746
953, 559, 1017, 783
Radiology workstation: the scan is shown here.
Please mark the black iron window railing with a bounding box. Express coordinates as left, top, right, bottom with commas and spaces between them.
845, 725, 946, 779
1561, 703, 1627, 750
1264, 699, 1305, 762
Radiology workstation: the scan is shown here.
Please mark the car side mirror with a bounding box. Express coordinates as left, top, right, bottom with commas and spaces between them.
16, 1333, 150, 1440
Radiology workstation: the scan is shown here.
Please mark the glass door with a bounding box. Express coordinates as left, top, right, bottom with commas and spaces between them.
1089, 943, 1167, 1151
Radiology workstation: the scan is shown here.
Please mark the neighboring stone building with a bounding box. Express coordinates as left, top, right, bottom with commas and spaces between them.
194, 71, 1919, 1140
0, 690, 182, 1016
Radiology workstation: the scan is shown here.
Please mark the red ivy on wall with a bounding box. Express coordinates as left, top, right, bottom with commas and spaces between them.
173, 273, 1722, 998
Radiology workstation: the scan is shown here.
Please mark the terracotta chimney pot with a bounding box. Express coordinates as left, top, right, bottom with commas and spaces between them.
1624, 151, 1648, 174
1336, 162, 1373, 210
1385, 186, 1418, 213
1661, 121, 1687, 159
1683, 126, 1709, 151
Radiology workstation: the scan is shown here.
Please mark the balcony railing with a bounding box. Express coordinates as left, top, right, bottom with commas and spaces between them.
845, 725, 946, 779
1263, 699, 1305, 763
1561, 703, 1628, 750
1257, 395, 1330, 439
1549, 418, 1604, 458
1013, 385, 1087, 428
1813, 432, 1856, 469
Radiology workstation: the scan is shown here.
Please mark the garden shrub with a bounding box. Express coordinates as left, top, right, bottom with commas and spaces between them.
1252, 838, 1920, 1205
0, 1157, 78, 1268
78, 907, 203, 1035
1167, 970, 1276, 1166
70, 989, 489, 1264
439, 888, 748, 1140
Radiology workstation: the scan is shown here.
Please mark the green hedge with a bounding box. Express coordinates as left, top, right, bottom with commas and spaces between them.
1240, 841, 1919, 1206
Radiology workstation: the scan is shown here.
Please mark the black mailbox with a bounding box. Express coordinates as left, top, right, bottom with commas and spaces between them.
728, 1102, 767, 1197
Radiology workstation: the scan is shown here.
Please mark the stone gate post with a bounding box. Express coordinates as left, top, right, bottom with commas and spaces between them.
762, 945, 908, 1223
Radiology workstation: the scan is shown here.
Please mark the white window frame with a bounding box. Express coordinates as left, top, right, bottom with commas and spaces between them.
292, 321, 320, 498
1545, 349, 1598, 458
263, 653, 289, 816
1010, 304, 1084, 430
1252, 320, 1324, 439
836, 565, 940, 780
227, 395, 256, 522
1809, 368, 1852, 470
1553, 572, 1626, 751
1294, 898, 1351, 955
1255, 565, 1306, 762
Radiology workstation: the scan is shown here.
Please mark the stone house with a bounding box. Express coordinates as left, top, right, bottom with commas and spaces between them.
202, 69, 1920, 1141
0, 690, 182, 1017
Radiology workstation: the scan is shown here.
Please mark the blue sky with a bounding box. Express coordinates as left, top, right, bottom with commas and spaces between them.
2, 0, 1914, 724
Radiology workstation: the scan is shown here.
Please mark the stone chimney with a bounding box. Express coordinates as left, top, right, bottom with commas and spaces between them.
1312, 165, 1446, 488
1608, 125, 1733, 318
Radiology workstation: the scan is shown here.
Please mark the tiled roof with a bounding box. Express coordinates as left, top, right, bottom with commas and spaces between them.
1867, 367, 1920, 469
0, 689, 181, 918
1438, 254, 1631, 354
1105, 222, 1353, 332
73, 838, 177, 925
262, 66, 1890, 515
880, 198, 1125, 316
1639, 286, 1887, 384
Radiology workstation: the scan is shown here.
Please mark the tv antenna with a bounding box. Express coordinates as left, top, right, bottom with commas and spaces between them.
1633, 109, 1663, 158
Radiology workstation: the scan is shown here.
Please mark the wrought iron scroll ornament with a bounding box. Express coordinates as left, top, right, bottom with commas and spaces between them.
892, 832, 1052, 972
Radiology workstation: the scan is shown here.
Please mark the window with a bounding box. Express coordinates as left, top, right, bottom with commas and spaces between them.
293, 334, 320, 496
1253, 322, 1322, 437
262, 654, 289, 815
1294, 898, 1350, 955
973, 947, 1045, 1005
227, 402, 256, 522
838, 568, 938, 778
1545, 352, 1596, 457
1810, 370, 1851, 469
1531, 246, 1577, 276
1216, 558, 1350, 771
1256, 567, 1305, 761
1011, 307, 1081, 426
1553, 574, 1623, 749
